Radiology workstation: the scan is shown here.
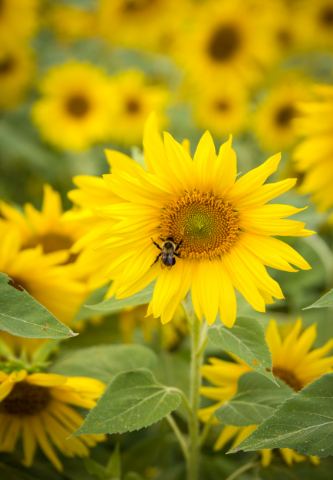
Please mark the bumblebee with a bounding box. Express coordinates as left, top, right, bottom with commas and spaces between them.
151, 237, 182, 269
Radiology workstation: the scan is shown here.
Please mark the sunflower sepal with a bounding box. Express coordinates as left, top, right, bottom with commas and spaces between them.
0, 359, 48, 376
207, 317, 276, 384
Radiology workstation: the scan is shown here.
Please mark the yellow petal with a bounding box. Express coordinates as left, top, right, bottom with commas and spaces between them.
26, 373, 67, 387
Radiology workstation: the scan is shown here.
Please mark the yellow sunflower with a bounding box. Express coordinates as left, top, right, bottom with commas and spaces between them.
76, 113, 313, 327
31, 62, 114, 151
192, 80, 248, 138
174, 0, 273, 87
254, 74, 312, 152
97, 0, 185, 52
0, 0, 39, 44
45, 4, 96, 41
0, 228, 87, 325
0, 369, 105, 471
296, 0, 333, 50
107, 70, 169, 147
199, 318, 332, 466
0, 42, 35, 110
293, 82, 333, 212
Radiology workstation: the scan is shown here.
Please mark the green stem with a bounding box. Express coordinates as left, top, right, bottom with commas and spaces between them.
199, 411, 215, 447
224, 461, 260, 480
168, 387, 192, 417
166, 414, 189, 461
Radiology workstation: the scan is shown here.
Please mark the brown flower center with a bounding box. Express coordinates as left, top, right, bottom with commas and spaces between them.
126, 98, 141, 114
208, 24, 241, 62
214, 100, 230, 112
66, 94, 90, 118
275, 104, 296, 127
160, 192, 239, 259
122, 0, 157, 13
23, 233, 78, 264
0, 381, 51, 415
273, 367, 303, 392
319, 5, 333, 27
276, 29, 292, 48
0, 55, 15, 75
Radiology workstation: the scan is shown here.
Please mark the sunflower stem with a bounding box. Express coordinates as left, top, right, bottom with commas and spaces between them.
183, 296, 204, 480
166, 414, 189, 462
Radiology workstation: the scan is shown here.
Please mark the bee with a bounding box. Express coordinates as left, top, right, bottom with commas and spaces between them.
151, 237, 183, 269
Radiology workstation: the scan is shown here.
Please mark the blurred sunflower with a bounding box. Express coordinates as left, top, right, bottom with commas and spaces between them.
175, 0, 273, 86
45, 4, 96, 41
79, 114, 312, 327
0, 43, 35, 109
31, 62, 113, 151
254, 75, 312, 152
0, 369, 105, 471
199, 318, 332, 466
0, 229, 87, 325
97, 0, 184, 52
192, 81, 248, 138
0, 0, 39, 43
108, 70, 169, 146
296, 0, 333, 50
293, 82, 333, 212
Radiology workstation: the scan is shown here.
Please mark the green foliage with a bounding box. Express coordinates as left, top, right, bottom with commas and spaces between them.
72, 368, 181, 436
85, 282, 155, 315
215, 372, 293, 427
84, 444, 121, 480
304, 289, 333, 309
0, 273, 77, 339
49, 344, 157, 384
207, 317, 275, 383
229, 373, 333, 457
74, 284, 110, 323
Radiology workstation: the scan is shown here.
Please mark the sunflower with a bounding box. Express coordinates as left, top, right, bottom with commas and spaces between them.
97, 0, 185, 52
77, 113, 313, 327
0, 42, 35, 110
0, 369, 105, 471
254, 74, 312, 152
31, 62, 114, 151
0, 228, 87, 325
192, 80, 248, 138
295, 0, 333, 50
0, 0, 39, 44
199, 318, 332, 466
107, 70, 169, 146
45, 4, 96, 41
293, 82, 333, 212
174, 0, 273, 87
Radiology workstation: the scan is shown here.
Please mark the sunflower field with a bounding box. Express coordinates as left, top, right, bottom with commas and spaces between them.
2, 1, 333, 479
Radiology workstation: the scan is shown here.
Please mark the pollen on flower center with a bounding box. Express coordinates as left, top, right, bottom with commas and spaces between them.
160, 192, 239, 259
66, 94, 90, 118
0, 382, 51, 415
208, 24, 241, 61
273, 367, 303, 392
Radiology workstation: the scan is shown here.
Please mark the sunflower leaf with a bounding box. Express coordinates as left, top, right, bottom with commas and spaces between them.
215, 371, 293, 427
229, 373, 333, 457
84, 281, 156, 314
0, 273, 78, 339
49, 344, 157, 384
304, 289, 333, 309
207, 316, 276, 384
71, 368, 181, 436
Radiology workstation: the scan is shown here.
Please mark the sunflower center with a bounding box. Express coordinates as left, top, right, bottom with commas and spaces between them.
126, 98, 141, 114
0, 55, 15, 75
273, 367, 303, 392
122, 0, 157, 13
66, 94, 90, 118
275, 104, 296, 127
23, 233, 78, 264
208, 24, 241, 62
214, 100, 230, 112
276, 29, 292, 48
319, 5, 333, 27
8, 277, 29, 293
0, 381, 51, 415
160, 192, 239, 259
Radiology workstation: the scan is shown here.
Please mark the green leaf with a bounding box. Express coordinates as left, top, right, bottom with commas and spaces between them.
85, 281, 155, 314
72, 368, 181, 436
215, 372, 293, 427
106, 443, 121, 479
0, 273, 77, 339
207, 317, 275, 383
229, 373, 333, 457
304, 289, 333, 309
83, 458, 108, 480
83, 444, 121, 480
73, 284, 110, 323
49, 344, 157, 384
